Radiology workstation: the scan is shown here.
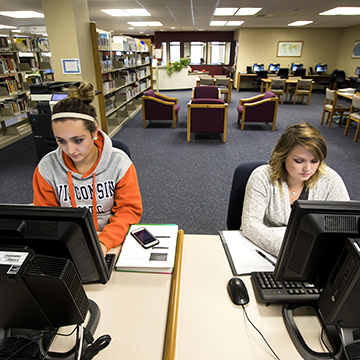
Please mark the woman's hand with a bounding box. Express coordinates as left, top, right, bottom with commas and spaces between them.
100, 242, 108, 256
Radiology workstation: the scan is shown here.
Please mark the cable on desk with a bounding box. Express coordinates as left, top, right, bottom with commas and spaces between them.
241, 304, 281, 360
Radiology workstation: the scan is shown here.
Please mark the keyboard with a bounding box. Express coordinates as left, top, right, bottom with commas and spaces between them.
105, 253, 116, 272
251, 271, 320, 303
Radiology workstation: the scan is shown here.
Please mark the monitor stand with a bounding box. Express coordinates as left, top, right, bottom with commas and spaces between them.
282, 303, 343, 360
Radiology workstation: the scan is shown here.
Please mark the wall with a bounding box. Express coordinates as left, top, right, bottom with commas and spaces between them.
233, 27, 344, 87
336, 25, 360, 77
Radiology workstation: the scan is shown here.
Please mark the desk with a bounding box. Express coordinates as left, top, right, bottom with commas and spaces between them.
337, 90, 354, 100
173, 234, 327, 359
51, 233, 327, 360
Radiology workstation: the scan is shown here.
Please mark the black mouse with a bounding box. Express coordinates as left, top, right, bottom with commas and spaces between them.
227, 277, 249, 305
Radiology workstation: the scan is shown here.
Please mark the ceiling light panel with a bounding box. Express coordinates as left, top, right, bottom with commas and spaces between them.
214, 8, 238, 16
101, 9, 151, 16
226, 21, 244, 26
288, 21, 313, 26
235, 8, 262, 16
0, 24, 17, 29
210, 21, 227, 26
101, 9, 129, 16
126, 9, 151, 16
320, 7, 360, 15
0, 11, 44, 18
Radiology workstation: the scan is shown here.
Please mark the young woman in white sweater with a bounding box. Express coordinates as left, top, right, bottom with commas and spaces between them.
241, 122, 350, 257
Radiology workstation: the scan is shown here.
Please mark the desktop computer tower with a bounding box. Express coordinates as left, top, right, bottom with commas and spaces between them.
318, 238, 360, 328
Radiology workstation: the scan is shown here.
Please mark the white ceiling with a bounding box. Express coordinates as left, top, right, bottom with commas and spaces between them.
0, 0, 360, 36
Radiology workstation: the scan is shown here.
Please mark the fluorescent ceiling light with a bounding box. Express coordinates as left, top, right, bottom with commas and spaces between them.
127, 22, 163, 27
11, 29, 21, 33
101, 9, 128, 16
214, 8, 238, 16
320, 7, 360, 15
0, 11, 44, 18
235, 8, 261, 16
210, 21, 227, 26
0, 24, 17, 29
126, 9, 151, 16
288, 21, 313, 26
226, 21, 244, 26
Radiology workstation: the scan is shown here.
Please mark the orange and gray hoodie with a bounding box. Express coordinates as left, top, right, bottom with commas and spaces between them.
33, 130, 143, 250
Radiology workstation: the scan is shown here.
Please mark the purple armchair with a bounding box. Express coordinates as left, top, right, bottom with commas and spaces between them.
237, 91, 279, 131
142, 89, 180, 128
191, 86, 221, 100
187, 98, 228, 142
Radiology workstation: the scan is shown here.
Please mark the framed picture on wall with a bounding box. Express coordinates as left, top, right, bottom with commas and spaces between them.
277, 41, 303, 57
352, 41, 360, 58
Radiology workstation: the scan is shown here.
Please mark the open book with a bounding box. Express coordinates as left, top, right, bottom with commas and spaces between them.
115, 224, 179, 274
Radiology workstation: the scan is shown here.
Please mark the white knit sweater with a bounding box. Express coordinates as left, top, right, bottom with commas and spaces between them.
241, 164, 350, 256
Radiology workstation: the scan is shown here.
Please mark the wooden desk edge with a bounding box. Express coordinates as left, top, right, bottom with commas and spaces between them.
163, 229, 184, 360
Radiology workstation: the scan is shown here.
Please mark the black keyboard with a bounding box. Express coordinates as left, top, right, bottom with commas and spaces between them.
105, 253, 116, 272
251, 271, 320, 303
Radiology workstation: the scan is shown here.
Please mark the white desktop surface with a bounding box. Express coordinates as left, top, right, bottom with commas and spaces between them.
51, 270, 172, 360
174, 234, 328, 359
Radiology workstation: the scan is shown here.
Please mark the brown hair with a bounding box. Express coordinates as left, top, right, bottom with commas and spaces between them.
52, 82, 97, 133
269, 122, 327, 189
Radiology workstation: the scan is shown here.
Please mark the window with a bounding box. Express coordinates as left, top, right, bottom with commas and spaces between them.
161, 42, 167, 65
169, 41, 180, 62
185, 42, 207, 64
208, 42, 231, 65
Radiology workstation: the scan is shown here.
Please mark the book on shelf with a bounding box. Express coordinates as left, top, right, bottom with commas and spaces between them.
115, 224, 179, 274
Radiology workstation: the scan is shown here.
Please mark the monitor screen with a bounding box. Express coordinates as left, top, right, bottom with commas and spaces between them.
0, 205, 111, 285
273, 200, 360, 289
291, 63, 303, 72
253, 63, 264, 73
51, 93, 68, 101
355, 66, 360, 76
268, 63, 280, 73
44, 69, 54, 74
315, 64, 328, 74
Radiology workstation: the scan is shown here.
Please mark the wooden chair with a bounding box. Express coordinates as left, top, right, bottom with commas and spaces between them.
191, 86, 221, 100
198, 75, 215, 86
288, 79, 313, 105
321, 89, 350, 129
187, 99, 228, 142
344, 94, 360, 142
142, 89, 179, 128
268, 78, 286, 105
214, 76, 233, 103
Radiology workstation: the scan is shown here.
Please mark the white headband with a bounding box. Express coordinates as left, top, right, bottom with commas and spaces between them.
51, 112, 96, 122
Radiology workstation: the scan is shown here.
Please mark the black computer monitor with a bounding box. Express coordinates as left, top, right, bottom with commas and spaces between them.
355, 66, 360, 77
253, 63, 264, 73
0, 205, 111, 285
274, 200, 360, 290
291, 63, 303, 73
268, 63, 280, 73
315, 64, 328, 74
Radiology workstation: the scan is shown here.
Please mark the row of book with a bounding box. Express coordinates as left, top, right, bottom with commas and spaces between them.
0, 79, 21, 95
111, 36, 149, 53
100, 56, 150, 73
0, 36, 50, 53
0, 98, 27, 118
0, 57, 17, 73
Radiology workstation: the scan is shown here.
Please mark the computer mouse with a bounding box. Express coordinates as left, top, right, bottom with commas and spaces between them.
227, 277, 249, 305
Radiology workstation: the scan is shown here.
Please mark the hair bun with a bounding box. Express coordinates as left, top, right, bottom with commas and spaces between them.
67, 82, 95, 104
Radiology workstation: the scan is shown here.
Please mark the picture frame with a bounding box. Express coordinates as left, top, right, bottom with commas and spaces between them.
277, 41, 303, 57
352, 41, 360, 58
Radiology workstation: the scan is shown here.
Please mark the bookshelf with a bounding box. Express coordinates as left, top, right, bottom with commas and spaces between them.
0, 33, 52, 148
90, 23, 152, 136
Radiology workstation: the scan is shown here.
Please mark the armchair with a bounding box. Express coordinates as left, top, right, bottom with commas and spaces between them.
142, 89, 180, 128
191, 86, 220, 100
215, 76, 233, 103
237, 91, 279, 131
187, 98, 228, 142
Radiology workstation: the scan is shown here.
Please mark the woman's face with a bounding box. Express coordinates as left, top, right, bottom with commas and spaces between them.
284, 144, 320, 184
52, 119, 97, 164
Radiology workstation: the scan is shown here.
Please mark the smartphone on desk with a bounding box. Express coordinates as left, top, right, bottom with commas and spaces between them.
130, 227, 159, 249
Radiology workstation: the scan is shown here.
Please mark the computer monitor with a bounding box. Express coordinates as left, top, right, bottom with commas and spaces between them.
268, 63, 280, 73
355, 66, 360, 77
274, 200, 360, 290
291, 63, 303, 73
315, 64, 328, 74
0, 204, 111, 285
253, 63, 264, 73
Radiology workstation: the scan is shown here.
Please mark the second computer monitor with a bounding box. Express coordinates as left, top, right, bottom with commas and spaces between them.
315, 64, 327, 74
268, 63, 280, 73
253, 63, 264, 73
291, 63, 303, 73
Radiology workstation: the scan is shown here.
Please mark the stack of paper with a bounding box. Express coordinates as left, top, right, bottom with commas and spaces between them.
115, 224, 179, 274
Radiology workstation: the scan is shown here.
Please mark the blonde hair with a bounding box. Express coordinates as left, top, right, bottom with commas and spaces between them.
269, 122, 327, 190
52, 82, 97, 133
